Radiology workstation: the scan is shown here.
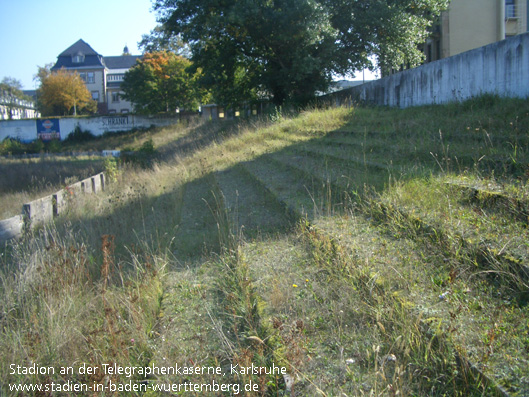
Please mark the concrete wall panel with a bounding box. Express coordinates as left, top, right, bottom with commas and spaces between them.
329, 32, 529, 108
0, 215, 23, 243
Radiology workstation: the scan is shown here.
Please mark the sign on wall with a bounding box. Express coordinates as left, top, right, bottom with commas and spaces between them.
101, 115, 130, 130
37, 119, 61, 141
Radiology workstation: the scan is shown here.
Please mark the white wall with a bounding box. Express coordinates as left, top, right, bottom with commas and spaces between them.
0, 119, 38, 142
328, 32, 529, 108
0, 114, 182, 142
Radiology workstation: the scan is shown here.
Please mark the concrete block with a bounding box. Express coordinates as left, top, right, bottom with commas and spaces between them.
92, 175, 101, 193
0, 215, 24, 243
81, 177, 94, 194
23, 196, 54, 229
68, 181, 83, 195
53, 190, 68, 216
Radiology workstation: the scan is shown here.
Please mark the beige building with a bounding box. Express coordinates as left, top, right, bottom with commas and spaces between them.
423, 0, 528, 63
51, 39, 140, 114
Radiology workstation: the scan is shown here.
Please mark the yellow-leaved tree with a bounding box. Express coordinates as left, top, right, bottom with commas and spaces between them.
39, 69, 97, 116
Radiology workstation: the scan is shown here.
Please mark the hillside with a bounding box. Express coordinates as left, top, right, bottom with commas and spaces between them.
1, 96, 529, 395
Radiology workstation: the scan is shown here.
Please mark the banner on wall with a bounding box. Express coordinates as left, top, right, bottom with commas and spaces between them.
37, 119, 61, 141
101, 115, 130, 130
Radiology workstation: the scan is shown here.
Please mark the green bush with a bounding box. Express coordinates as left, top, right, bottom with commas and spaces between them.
64, 125, 97, 143
121, 139, 158, 169
29, 138, 45, 153
0, 137, 26, 155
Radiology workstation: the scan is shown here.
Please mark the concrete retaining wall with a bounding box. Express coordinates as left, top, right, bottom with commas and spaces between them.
0, 114, 183, 143
0, 215, 24, 242
0, 172, 106, 244
326, 32, 529, 108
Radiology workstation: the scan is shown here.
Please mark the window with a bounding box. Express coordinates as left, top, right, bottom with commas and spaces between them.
112, 92, 120, 103
79, 73, 86, 82
72, 52, 85, 63
506, 0, 516, 18
86, 72, 95, 84
91, 91, 99, 101
121, 109, 129, 114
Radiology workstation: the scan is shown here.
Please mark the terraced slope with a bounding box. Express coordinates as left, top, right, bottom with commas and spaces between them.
3, 100, 529, 395
150, 102, 529, 395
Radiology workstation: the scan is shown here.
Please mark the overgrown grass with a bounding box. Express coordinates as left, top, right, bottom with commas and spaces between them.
0, 157, 104, 218
1, 96, 529, 395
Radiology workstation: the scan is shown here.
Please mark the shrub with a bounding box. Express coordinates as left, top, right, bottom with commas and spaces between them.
64, 125, 97, 143
121, 139, 158, 169
29, 138, 45, 153
0, 137, 26, 155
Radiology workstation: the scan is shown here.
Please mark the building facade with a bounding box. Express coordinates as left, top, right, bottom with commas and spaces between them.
423, 0, 528, 63
51, 39, 140, 114
0, 89, 40, 120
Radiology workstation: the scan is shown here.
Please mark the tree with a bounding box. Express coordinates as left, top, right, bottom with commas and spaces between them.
38, 69, 96, 116
121, 51, 204, 114
139, 25, 192, 57
0, 77, 31, 120
153, 0, 449, 106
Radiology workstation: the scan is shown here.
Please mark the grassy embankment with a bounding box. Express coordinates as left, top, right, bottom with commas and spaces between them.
1, 95, 529, 395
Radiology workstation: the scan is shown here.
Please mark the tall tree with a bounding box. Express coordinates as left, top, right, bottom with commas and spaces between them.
38, 69, 96, 116
153, 0, 449, 106
0, 77, 31, 120
121, 51, 204, 114
139, 25, 191, 57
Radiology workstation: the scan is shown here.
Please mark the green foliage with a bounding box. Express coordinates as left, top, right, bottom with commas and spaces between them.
121, 139, 158, 168
154, 0, 449, 106
0, 137, 26, 155
1, 136, 65, 156
121, 51, 204, 114
64, 125, 97, 143
139, 25, 192, 57
103, 156, 120, 183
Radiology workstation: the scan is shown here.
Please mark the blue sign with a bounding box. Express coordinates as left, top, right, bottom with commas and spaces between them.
37, 119, 61, 141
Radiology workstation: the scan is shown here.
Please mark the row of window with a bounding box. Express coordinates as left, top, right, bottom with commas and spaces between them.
107, 74, 125, 82
80, 72, 128, 84
90, 91, 122, 103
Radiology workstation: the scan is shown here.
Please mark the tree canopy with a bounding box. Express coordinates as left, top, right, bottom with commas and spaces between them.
121, 51, 205, 114
38, 69, 96, 116
152, 0, 449, 106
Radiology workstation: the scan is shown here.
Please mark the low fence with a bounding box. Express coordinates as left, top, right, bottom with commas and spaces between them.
0, 172, 106, 244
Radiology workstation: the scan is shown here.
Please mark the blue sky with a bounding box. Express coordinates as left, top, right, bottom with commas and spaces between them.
0, 0, 158, 90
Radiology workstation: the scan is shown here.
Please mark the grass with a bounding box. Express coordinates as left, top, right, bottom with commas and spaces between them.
1, 96, 529, 395
0, 157, 104, 218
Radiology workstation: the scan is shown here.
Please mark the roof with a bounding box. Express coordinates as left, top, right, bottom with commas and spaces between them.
52, 40, 142, 71
103, 55, 141, 70
52, 39, 104, 70
58, 39, 100, 57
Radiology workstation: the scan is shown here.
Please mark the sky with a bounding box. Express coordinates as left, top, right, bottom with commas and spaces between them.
0, 0, 158, 90
0, 0, 377, 91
